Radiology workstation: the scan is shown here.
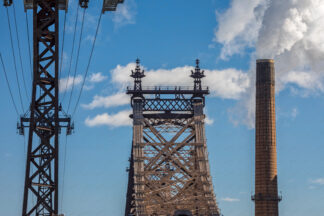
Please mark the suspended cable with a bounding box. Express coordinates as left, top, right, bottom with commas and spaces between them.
67, 8, 86, 113
72, 12, 103, 117
12, 2, 30, 101
6, 7, 25, 113
62, 5, 80, 103
60, 135, 68, 213
25, 11, 33, 79
0, 53, 19, 116
59, 11, 67, 79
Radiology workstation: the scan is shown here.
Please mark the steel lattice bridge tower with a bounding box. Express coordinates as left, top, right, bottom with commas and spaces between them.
3, 0, 124, 215
125, 59, 221, 216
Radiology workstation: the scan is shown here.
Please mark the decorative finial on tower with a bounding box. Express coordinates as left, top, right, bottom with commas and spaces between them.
131, 58, 145, 91
191, 59, 205, 91
3, 0, 13, 6
79, 0, 89, 8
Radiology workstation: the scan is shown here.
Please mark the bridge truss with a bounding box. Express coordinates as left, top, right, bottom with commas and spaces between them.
125, 59, 221, 216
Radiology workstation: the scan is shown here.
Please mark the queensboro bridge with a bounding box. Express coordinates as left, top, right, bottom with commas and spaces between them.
125, 59, 221, 216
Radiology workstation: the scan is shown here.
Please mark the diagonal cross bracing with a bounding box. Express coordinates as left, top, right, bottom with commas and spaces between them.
125, 59, 220, 216
19, 1, 72, 215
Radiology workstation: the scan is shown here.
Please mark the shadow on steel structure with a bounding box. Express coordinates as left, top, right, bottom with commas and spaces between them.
125, 59, 221, 216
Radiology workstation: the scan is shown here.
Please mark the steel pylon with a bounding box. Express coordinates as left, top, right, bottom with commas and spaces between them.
125, 59, 221, 216
17, 1, 72, 215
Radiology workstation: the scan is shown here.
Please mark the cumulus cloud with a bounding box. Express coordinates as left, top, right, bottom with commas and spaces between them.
89, 72, 108, 83
83, 62, 249, 127
111, 63, 250, 100
221, 197, 240, 202
214, 0, 324, 127
216, 0, 324, 88
113, 0, 137, 27
281, 71, 324, 92
214, 0, 268, 59
59, 75, 83, 93
85, 110, 132, 127
205, 117, 214, 125
82, 92, 129, 110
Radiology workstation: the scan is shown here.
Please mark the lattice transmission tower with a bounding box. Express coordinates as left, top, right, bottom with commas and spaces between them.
2, 0, 124, 215
125, 59, 221, 216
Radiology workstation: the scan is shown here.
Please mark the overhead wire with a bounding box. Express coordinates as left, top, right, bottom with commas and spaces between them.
12, 2, 30, 101
59, 11, 67, 79
62, 4, 80, 103
5, 7, 25, 113
60, 134, 68, 213
59, 8, 72, 212
0, 53, 19, 116
25, 11, 33, 79
67, 8, 86, 113
72, 12, 103, 117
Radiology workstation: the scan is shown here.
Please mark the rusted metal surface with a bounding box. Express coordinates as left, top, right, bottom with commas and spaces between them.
253, 59, 281, 216
125, 60, 220, 216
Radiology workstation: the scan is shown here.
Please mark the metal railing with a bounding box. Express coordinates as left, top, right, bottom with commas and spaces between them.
127, 86, 209, 91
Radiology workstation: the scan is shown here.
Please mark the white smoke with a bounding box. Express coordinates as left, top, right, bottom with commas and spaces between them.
215, 0, 324, 127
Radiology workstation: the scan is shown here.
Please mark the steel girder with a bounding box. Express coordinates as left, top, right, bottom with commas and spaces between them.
125, 101, 220, 216
21, 1, 65, 215
125, 60, 220, 216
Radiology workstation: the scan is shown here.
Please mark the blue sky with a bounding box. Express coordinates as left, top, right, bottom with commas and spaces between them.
0, 0, 324, 215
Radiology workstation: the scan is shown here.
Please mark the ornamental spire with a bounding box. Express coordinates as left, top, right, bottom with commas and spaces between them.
191, 59, 205, 91
131, 58, 145, 91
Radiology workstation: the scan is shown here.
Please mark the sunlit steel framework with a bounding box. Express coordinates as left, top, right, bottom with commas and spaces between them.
125, 59, 221, 216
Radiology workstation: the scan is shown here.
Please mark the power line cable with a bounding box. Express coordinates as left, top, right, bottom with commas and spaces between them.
62, 4, 80, 103
25, 11, 33, 80
6, 7, 25, 113
59, 11, 67, 79
72, 12, 103, 117
0, 53, 19, 116
67, 8, 86, 113
12, 2, 30, 101
60, 134, 68, 213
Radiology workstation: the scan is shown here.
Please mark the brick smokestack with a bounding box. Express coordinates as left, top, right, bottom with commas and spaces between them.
253, 59, 281, 216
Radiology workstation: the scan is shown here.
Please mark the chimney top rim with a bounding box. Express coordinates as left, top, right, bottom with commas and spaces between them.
257, 59, 274, 63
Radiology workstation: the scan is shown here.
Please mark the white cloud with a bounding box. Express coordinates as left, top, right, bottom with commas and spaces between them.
205, 117, 214, 125
205, 69, 250, 99
216, 0, 324, 88
84, 85, 94, 91
111, 63, 250, 100
60, 51, 69, 71
214, 0, 268, 59
281, 71, 324, 92
85, 110, 132, 127
113, 0, 137, 27
310, 178, 324, 185
89, 72, 108, 83
204, 108, 214, 125
59, 75, 83, 93
214, 0, 324, 127
221, 197, 240, 202
83, 62, 250, 127
82, 92, 129, 110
